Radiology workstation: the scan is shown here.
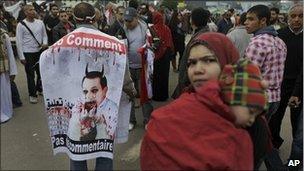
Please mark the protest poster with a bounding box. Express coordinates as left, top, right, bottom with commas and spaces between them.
40, 27, 127, 160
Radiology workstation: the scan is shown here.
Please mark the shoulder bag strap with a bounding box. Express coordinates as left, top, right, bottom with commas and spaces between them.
20, 21, 42, 47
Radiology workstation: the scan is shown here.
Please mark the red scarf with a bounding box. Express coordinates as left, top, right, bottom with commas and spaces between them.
151, 12, 174, 60
188, 32, 239, 69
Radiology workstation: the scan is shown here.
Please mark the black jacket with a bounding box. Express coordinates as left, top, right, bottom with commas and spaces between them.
278, 27, 303, 98
108, 20, 126, 40
44, 15, 60, 45
52, 21, 75, 43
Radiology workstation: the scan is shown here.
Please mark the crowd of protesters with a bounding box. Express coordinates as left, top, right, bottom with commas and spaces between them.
0, 0, 302, 170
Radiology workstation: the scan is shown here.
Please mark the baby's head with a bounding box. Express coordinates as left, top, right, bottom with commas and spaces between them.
220, 59, 268, 128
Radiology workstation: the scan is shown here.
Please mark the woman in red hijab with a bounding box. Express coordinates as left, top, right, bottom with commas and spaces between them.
150, 11, 174, 101
140, 32, 254, 170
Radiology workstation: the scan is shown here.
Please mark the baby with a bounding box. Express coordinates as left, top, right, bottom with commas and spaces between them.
220, 59, 268, 128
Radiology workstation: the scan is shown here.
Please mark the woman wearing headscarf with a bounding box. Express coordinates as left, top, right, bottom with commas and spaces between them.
168, 10, 186, 72
140, 32, 253, 170
150, 11, 174, 101
171, 7, 210, 99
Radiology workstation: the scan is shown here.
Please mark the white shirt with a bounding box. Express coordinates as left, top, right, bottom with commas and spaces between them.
16, 19, 48, 60
3, 32, 17, 76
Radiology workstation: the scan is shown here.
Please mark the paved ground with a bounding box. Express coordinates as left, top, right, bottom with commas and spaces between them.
1, 59, 294, 170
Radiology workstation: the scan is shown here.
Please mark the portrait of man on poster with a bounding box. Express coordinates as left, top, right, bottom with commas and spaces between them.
68, 65, 118, 141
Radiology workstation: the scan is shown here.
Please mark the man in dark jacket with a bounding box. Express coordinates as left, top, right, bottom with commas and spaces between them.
217, 10, 233, 34
268, 4, 303, 149
108, 6, 126, 39
52, 9, 75, 43
172, 7, 210, 99
44, 3, 59, 45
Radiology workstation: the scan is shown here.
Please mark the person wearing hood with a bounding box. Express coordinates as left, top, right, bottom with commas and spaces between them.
171, 7, 210, 99
150, 11, 174, 101
244, 5, 287, 121
244, 5, 287, 170
140, 32, 254, 170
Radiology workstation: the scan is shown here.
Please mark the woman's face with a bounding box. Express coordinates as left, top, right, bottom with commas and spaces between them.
187, 44, 221, 91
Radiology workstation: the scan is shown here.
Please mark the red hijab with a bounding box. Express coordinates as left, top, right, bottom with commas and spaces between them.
182, 32, 240, 93
188, 32, 239, 69
151, 12, 174, 60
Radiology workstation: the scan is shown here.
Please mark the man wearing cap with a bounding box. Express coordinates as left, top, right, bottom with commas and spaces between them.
123, 7, 153, 131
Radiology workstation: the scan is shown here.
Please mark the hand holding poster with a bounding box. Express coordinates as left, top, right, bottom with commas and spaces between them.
40, 27, 127, 161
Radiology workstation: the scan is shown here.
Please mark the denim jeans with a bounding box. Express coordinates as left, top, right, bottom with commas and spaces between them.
129, 68, 153, 125
70, 157, 113, 171
130, 99, 153, 125
129, 68, 140, 96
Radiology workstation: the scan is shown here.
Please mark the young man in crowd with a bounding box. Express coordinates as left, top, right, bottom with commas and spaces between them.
16, 4, 48, 104
270, 7, 287, 30
245, 4, 287, 121
244, 5, 287, 170
138, 3, 153, 24
52, 9, 75, 43
108, 6, 126, 39
43, 3, 59, 45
